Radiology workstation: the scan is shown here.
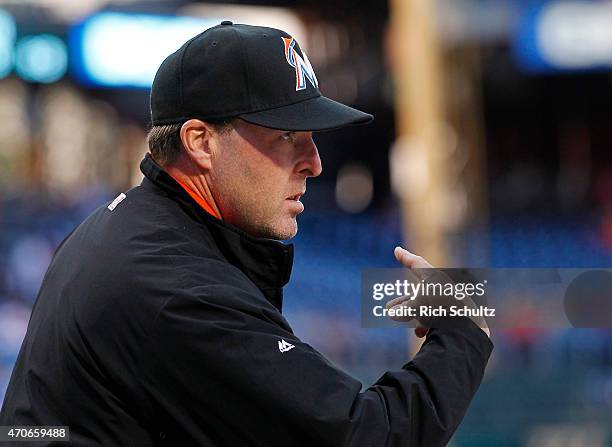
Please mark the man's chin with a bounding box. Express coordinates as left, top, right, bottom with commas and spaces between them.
261, 218, 298, 241
274, 219, 298, 241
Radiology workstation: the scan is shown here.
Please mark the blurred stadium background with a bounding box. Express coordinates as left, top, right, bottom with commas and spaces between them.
0, 0, 611, 445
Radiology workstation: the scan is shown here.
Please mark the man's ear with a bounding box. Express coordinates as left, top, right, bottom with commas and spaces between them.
179, 119, 219, 170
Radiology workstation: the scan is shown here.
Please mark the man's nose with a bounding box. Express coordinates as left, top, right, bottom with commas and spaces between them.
297, 137, 323, 178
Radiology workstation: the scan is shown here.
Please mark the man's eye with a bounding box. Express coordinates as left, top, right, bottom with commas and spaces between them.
281, 132, 295, 143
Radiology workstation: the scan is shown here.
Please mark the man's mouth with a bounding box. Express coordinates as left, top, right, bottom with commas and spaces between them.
287, 192, 304, 201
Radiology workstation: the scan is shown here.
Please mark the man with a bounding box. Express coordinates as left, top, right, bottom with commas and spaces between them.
0, 22, 492, 446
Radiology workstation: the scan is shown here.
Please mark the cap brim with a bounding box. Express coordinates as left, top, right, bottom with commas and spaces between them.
237, 95, 373, 131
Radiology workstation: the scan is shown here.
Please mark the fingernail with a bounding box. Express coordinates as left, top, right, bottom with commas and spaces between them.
396, 246, 412, 255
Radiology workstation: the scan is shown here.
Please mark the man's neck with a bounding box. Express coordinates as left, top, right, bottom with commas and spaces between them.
164, 162, 222, 220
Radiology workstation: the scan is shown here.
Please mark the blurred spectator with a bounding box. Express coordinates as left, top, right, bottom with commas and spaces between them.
0, 299, 30, 402
5, 234, 53, 303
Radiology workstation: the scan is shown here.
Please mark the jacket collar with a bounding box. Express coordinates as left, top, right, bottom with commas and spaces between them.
139, 154, 293, 312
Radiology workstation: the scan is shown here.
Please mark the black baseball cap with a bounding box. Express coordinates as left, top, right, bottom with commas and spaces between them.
150, 21, 373, 131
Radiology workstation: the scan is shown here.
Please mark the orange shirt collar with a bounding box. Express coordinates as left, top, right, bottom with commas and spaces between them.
170, 175, 221, 220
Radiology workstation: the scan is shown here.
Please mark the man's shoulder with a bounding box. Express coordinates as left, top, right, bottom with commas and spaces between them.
47, 185, 230, 300
41, 184, 265, 329
63, 184, 212, 255
71, 185, 259, 289
101, 183, 201, 234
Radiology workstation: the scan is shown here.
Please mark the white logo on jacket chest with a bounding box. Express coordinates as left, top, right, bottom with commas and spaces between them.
278, 339, 295, 353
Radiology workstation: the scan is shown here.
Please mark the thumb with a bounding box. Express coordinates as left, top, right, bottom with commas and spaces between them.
394, 246, 432, 269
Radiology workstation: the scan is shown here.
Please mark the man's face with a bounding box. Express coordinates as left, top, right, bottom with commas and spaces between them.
207, 119, 322, 240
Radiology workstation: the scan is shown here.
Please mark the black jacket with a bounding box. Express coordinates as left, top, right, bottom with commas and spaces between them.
1, 154, 493, 446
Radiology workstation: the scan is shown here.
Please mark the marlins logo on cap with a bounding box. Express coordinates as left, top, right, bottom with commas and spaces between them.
282, 37, 318, 92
